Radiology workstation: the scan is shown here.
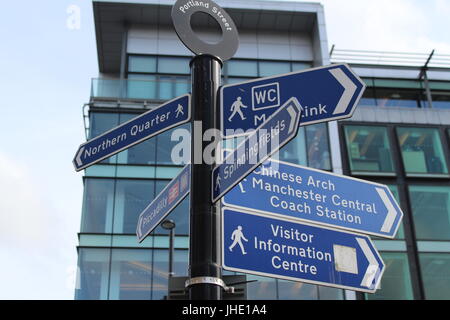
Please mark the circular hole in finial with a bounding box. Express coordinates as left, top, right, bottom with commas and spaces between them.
190, 11, 223, 45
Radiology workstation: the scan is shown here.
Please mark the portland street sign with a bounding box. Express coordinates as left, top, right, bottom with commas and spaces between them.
222, 207, 385, 293
221, 63, 365, 138
137, 164, 191, 243
223, 159, 403, 238
73, 94, 190, 171
172, 0, 239, 61
212, 97, 301, 203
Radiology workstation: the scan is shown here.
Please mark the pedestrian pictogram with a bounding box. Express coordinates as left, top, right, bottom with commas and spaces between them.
228, 97, 248, 122
229, 226, 248, 255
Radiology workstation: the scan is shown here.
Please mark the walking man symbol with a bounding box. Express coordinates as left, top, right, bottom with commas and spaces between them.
228, 97, 247, 122
229, 226, 248, 255
175, 104, 184, 118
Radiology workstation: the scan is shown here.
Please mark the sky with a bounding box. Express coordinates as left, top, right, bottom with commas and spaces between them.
0, 0, 449, 300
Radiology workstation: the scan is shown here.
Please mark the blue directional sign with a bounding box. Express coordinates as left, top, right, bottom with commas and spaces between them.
223, 159, 403, 239
212, 97, 301, 203
73, 94, 190, 171
222, 207, 385, 293
136, 164, 190, 243
220, 63, 365, 138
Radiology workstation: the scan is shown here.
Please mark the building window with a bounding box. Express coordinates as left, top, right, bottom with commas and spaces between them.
397, 127, 448, 175
431, 92, 450, 109
272, 123, 331, 170
81, 179, 115, 233
89, 112, 118, 138
128, 56, 157, 73
374, 89, 425, 108
75, 248, 111, 300
291, 62, 312, 71
227, 60, 258, 77
409, 185, 450, 241
359, 86, 378, 107
108, 249, 152, 300
151, 249, 169, 300
127, 74, 157, 99
277, 280, 343, 300
246, 275, 277, 299
157, 56, 190, 75
305, 123, 331, 170
419, 253, 450, 299
113, 179, 156, 234
259, 61, 290, 77
344, 125, 395, 174
365, 252, 413, 300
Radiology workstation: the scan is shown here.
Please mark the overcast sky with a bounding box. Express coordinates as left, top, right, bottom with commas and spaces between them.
0, 0, 449, 300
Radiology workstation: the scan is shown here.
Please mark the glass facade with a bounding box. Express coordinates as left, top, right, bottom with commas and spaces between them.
358, 78, 450, 110
343, 121, 450, 300
75, 248, 189, 300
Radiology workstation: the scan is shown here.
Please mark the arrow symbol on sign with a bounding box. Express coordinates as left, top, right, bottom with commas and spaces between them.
357, 237, 382, 289
329, 67, 358, 115
287, 104, 298, 133
137, 216, 143, 239
376, 187, 398, 234
75, 147, 84, 167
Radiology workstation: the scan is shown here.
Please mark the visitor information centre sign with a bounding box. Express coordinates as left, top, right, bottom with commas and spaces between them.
222, 208, 385, 293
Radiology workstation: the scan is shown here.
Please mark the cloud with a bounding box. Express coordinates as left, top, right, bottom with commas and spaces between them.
0, 152, 49, 245
0, 152, 77, 299
306, 0, 449, 54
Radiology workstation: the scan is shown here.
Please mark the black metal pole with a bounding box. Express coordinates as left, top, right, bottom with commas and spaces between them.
188, 54, 222, 300
169, 227, 174, 278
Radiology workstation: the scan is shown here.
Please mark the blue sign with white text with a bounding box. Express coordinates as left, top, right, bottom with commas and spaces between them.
223, 159, 403, 238
222, 208, 385, 293
221, 63, 365, 138
136, 164, 190, 242
73, 94, 190, 171
212, 97, 301, 203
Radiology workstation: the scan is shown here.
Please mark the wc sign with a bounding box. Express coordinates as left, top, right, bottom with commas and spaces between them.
252, 82, 280, 110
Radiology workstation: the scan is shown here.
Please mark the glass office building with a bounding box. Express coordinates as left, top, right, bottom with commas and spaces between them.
75, 0, 450, 300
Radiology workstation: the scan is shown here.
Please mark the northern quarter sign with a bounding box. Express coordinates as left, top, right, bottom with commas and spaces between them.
212, 97, 301, 203
223, 159, 403, 239
136, 164, 190, 243
73, 94, 190, 171
222, 207, 385, 293
221, 63, 365, 138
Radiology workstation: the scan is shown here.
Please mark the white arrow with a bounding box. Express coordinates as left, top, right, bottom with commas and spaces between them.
329, 68, 357, 115
356, 238, 381, 289
376, 187, 399, 233
287, 101, 300, 134
75, 146, 84, 167
136, 216, 143, 239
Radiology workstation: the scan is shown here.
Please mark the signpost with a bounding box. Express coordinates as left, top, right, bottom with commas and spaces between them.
136, 164, 191, 243
71, 0, 391, 299
223, 159, 403, 238
212, 97, 302, 203
222, 207, 385, 293
220, 63, 366, 138
73, 94, 190, 171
